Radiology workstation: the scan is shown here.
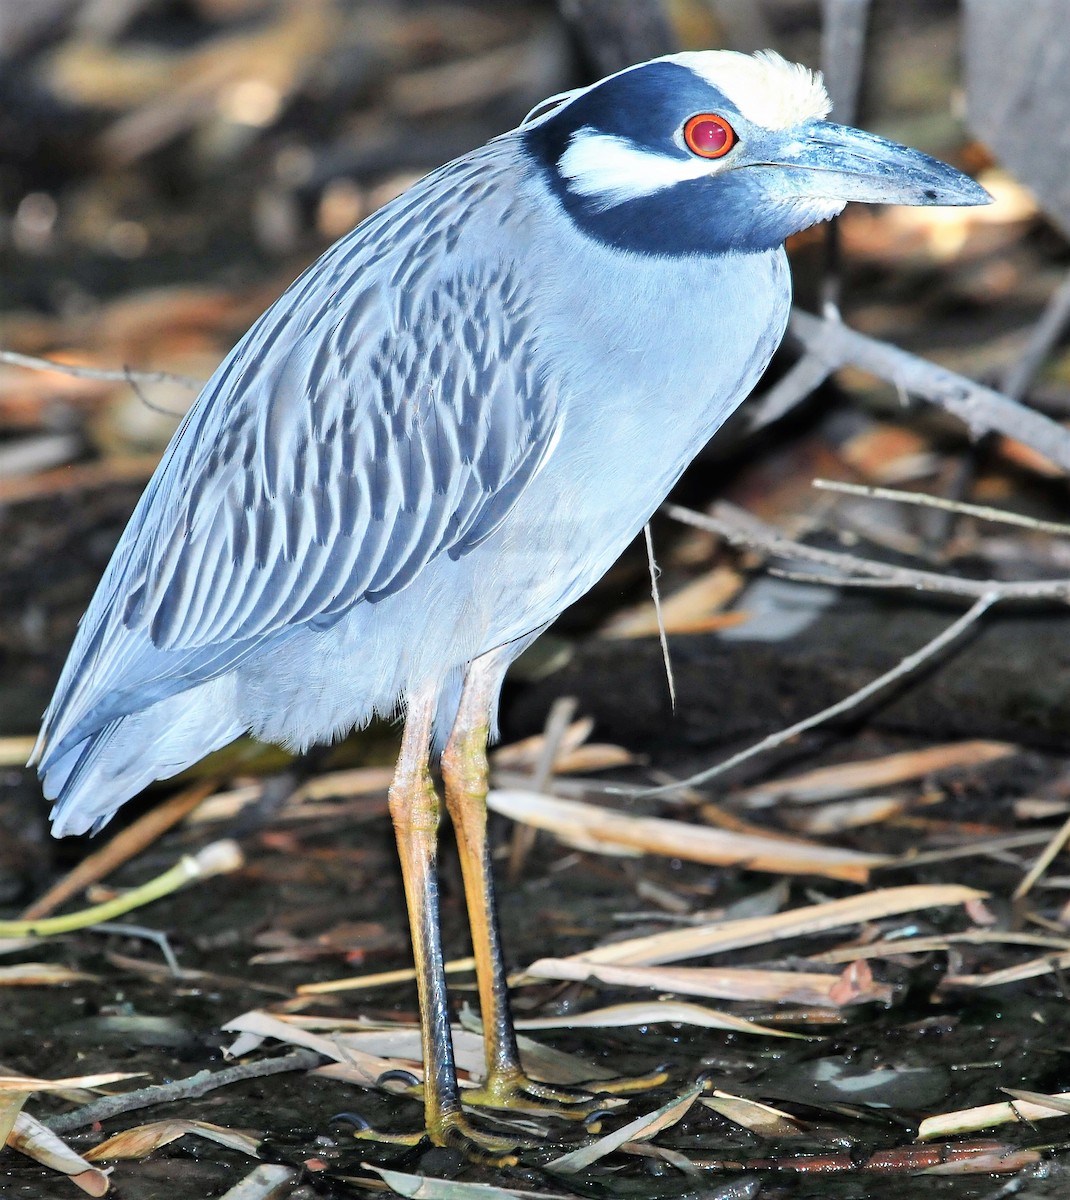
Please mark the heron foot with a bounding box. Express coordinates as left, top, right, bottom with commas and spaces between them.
461, 1070, 626, 1129
350, 1109, 525, 1167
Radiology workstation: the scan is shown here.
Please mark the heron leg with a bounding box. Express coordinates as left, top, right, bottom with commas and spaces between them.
441, 657, 623, 1123
363, 687, 520, 1164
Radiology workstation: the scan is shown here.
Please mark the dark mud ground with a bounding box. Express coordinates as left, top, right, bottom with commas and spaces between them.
4, 766, 1070, 1200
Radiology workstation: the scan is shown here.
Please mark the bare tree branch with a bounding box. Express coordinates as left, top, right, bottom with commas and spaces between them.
43, 1049, 323, 1134
646, 590, 999, 795
0, 349, 202, 392
1000, 265, 1070, 401
668, 500, 1070, 604
813, 478, 1070, 536
788, 309, 1070, 472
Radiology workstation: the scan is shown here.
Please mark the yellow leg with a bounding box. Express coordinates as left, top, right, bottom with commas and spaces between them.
441, 658, 622, 1122
367, 688, 519, 1164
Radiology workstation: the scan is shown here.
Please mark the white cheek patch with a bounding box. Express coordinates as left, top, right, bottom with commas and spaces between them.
559, 129, 717, 209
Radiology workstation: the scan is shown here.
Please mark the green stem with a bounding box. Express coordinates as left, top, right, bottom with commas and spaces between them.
0, 840, 242, 938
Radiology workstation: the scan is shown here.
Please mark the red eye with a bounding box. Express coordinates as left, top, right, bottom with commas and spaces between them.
683, 113, 736, 159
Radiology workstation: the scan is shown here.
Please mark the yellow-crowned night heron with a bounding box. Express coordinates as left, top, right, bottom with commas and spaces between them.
33, 50, 988, 1160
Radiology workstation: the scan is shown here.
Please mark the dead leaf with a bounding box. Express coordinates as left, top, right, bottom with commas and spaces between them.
524, 958, 892, 1008
547, 1083, 702, 1172
702, 1090, 808, 1137
918, 1088, 1070, 1140
85, 1118, 260, 1161
7, 1112, 109, 1195
736, 741, 1016, 807
366, 1163, 571, 1198
489, 790, 888, 883
514, 998, 806, 1039
0, 963, 99, 986
0, 1072, 141, 1093
555, 884, 984, 968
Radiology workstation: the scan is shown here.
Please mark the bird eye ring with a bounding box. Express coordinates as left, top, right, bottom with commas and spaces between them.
683, 113, 737, 159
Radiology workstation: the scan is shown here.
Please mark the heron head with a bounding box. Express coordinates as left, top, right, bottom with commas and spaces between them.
522, 49, 990, 256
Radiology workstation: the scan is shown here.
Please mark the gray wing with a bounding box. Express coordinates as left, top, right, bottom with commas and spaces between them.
132, 258, 556, 650
38, 142, 561, 757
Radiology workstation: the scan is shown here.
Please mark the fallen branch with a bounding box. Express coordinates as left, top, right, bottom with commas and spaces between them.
1000, 264, 1070, 400
670, 501, 1070, 604
747, 307, 1070, 466
813, 478, 1070, 536
787, 308, 1070, 472
43, 1049, 323, 1134
644, 582, 998, 795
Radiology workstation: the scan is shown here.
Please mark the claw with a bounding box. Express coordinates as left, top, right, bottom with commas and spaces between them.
331, 1111, 372, 1131
439, 1117, 521, 1168
350, 1106, 525, 1166
376, 1068, 422, 1093
352, 1124, 428, 1149
583, 1107, 617, 1133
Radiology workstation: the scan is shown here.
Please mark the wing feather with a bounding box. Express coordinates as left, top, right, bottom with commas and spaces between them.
37, 140, 561, 765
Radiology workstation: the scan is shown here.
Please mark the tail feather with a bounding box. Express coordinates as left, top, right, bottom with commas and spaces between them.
44, 680, 243, 836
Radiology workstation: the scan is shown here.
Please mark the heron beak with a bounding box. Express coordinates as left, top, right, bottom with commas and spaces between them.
772, 121, 991, 207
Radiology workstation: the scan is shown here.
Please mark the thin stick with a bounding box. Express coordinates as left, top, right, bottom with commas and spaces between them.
746, 352, 832, 433
819, 0, 870, 311
298, 955, 477, 996
644, 522, 676, 709
0, 349, 201, 391
507, 695, 577, 881
1000, 266, 1070, 401
789, 309, 1070, 473
670, 501, 1070, 604
1013, 810, 1070, 900
43, 1049, 322, 1134
813, 478, 1070, 537
643, 592, 999, 795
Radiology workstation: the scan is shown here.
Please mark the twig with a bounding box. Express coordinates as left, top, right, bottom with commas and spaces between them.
0, 348, 202, 391
821, 0, 870, 123
643, 591, 999, 795
820, 0, 870, 310
43, 1049, 323, 1134
1013, 810, 1070, 900
507, 695, 577, 881
813, 478, 1070, 537
669, 501, 1070, 604
788, 309, 1070, 474
746, 351, 832, 433
1000, 266, 1070, 401
644, 522, 676, 709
